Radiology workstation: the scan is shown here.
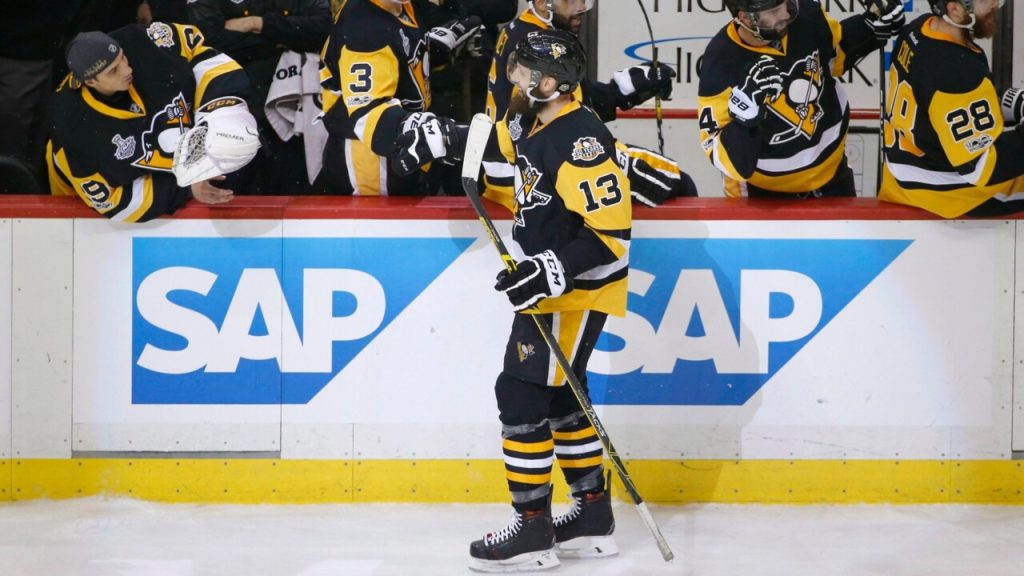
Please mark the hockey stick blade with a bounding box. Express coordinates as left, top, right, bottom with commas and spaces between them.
460, 112, 674, 563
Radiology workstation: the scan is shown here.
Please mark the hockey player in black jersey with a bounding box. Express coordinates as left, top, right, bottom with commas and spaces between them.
399, 29, 631, 572
483, 0, 697, 207
47, 26, 259, 222
698, 0, 904, 197
319, 0, 483, 195
879, 0, 1024, 217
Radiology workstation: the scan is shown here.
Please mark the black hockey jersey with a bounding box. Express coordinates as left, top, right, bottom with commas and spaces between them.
319, 0, 432, 195
490, 100, 631, 316
879, 15, 1024, 218
697, 0, 879, 196
47, 22, 250, 222
188, 0, 331, 65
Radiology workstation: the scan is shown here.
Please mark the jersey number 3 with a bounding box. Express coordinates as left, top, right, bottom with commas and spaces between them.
580, 174, 623, 212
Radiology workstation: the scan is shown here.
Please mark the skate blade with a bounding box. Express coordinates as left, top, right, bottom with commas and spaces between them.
555, 535, 619, 559
468, 549, 560, 573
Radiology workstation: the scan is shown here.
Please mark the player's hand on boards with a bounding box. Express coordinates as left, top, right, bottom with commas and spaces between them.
729, 55, 783, 127
494, 250, 572, 312
613, 62, 676, 109
191, 177, 234, 205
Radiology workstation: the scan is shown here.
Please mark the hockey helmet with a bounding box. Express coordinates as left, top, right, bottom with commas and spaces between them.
927, 0, 1004, 16
726, 0, 799, 41
507, 29, 586, 98
532, 0, 595, 30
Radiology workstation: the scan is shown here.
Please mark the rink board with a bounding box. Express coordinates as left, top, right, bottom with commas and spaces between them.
0, 198, 1023, 502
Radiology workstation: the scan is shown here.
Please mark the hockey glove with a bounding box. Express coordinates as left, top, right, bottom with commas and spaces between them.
173, 104, 261, 186
391, 113, 463, 176
612, 62, 676, 110
863, 0, 906, 42
427, 16, 483, 62
729, 56, 783, 127
617, 145, 697, 206
494, 250, 573, 312
1001, 88, 1023, 125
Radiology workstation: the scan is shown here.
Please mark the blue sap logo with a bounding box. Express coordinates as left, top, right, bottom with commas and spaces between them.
587, 239, 912, 406
132, 237, 473, 404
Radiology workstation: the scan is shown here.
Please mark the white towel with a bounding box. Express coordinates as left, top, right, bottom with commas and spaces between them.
265, 51, 328, 184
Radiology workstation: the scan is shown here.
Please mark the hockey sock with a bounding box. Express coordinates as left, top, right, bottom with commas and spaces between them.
502, 423, 554, 512
551, 413, 605, 495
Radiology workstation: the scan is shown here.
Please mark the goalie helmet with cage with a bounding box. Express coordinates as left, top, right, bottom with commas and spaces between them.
725, 0, 799, 42
507, 29, 586, 104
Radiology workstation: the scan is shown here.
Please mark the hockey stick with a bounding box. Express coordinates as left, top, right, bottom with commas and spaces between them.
861, 0, 889, 193
637, 0, 666, 156
460, 113, 674, 563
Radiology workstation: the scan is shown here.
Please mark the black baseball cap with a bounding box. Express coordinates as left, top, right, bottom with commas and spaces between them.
67, 31, 122, 82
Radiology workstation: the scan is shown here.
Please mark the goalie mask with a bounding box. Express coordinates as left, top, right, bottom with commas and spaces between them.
507, 30, 586, 106
173, 104, 261, 187
725, 0, 799, 42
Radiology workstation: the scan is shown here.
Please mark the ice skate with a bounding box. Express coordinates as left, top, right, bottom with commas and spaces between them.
553, 490, 618, 559
468, 507, 559, 573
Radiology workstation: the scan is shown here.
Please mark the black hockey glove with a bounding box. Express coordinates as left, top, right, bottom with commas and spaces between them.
494, 250, 572, 312
612, 62, 676, 110
427, 16, 483, 62
391, 113, 464, 176
729, 56, 783, 127
863, 0, 906, 42
617, 145, 697, 206
1002, 88, 1023, 125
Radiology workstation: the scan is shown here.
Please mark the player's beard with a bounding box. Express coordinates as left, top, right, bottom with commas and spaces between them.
972, 10, 996, 38
508, 89, 544, 117
552, 12, 583, 33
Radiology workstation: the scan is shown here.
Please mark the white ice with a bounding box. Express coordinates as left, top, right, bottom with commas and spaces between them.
1, 498, 1023, 575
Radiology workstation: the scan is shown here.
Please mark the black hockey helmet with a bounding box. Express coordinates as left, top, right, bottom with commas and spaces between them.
507, 29, 586, 96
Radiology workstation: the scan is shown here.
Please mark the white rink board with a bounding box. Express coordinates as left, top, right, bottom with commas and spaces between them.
53, 217, 1015, 460
0, 220, 10, 460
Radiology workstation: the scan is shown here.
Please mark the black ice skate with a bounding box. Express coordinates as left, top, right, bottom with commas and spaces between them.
553, 490, 618, 559
468, 507, 559, 573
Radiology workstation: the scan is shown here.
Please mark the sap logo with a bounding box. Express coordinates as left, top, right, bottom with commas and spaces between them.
588, 238, 912, 406
131, 237, 473, 405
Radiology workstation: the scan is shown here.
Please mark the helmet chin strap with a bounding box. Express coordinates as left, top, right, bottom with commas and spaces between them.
734, 16, 771, 43
530, 2, 555, 26
942, 12, 977, 34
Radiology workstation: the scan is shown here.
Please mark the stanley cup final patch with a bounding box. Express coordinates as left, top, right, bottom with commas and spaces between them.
571, 137, 604, 162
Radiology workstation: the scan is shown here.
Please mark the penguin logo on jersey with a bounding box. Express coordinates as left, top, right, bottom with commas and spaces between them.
513, 155, 551, 227
146, 22, 176, 48
767, 51, 825, 145
132, 93, 191, 172
571, 137, 604, 162
516, 342, 536, 362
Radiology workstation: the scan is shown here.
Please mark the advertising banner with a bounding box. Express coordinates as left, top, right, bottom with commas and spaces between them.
71, 218, 1012, 460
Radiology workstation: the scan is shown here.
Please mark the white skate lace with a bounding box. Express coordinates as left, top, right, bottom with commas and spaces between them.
553, 496, 582, 528
484, 510, 523, 545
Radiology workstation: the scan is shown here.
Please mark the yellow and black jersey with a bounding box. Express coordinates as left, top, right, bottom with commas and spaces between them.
319, 0, 431, 195
490, 100, 632, 317
880, 15, 1024, 218
47, 22, 249, 222
697, 0, 879, 196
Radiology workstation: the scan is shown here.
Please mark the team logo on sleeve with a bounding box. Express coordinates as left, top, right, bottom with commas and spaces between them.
571, 137, 604, 162
146, 23, 176, 48
767, 51, 826, 145
516, 342, 536, 362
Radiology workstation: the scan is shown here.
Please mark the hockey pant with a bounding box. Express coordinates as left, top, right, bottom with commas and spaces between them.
494, 309, 608, 511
